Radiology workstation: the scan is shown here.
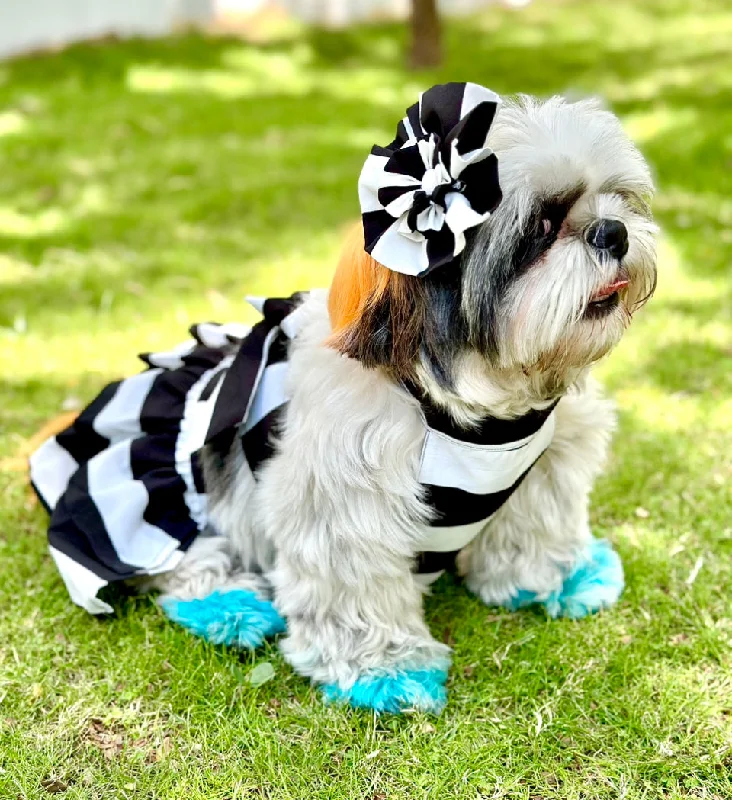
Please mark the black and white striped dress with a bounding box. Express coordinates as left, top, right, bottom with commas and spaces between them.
31, 294, 557, 614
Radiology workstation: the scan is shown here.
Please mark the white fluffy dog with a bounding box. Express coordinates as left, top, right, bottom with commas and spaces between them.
31, 86, 657, 713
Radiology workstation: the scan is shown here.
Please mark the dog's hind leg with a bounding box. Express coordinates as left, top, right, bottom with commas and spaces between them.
149, 535, 286, 649
159, 578, 285, 650
144, 535, 236, 601
154, 441, 287, 649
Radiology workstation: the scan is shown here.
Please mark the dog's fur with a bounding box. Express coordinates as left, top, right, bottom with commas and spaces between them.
151, 95, 657, 690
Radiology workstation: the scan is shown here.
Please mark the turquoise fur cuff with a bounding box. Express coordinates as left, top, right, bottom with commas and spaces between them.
505, 538, 624, 619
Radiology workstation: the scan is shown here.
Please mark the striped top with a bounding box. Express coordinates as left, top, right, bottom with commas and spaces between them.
30, 294, 557, 614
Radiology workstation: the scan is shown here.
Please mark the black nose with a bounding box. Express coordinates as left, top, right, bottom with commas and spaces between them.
586, 219, 629, 259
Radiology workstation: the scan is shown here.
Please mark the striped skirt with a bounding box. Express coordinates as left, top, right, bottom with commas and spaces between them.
30, 297, 300, 613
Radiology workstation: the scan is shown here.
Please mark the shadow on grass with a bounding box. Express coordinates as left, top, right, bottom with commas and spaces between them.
630, 339, 731, 396
607, 328, 732, 400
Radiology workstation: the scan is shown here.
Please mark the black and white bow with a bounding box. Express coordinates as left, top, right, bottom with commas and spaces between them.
358, 82, 502, 277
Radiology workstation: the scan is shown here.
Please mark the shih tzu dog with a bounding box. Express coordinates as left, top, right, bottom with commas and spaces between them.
30, 83, 657, 713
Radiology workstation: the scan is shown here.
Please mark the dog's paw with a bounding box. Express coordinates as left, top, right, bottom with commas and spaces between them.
320, 658, 450, 715
160, 589, 286, 648
545, 538, 624, 619
503, 539, 624, 619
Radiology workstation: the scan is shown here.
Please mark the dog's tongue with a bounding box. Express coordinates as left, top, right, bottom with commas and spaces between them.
591, 275, 630, 302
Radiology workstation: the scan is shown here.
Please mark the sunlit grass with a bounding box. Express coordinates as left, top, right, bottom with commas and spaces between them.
127, 47, 424, 107
0, 205, 68, 237
0, 0, 730, 797
0, 108, 27, 137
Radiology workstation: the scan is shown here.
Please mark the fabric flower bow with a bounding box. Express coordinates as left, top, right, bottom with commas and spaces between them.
358, 82, 502, 277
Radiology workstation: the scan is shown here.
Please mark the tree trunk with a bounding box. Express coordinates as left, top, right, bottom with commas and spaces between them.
409, 0, 442, 69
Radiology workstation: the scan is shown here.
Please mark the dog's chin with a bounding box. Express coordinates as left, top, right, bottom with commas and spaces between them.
584, 289, 623, 320
431, 306, 628, 422
494, 281, 633, 380
539, 301, 629, 374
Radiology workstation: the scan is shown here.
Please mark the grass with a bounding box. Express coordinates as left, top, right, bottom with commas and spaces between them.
0, 0, 730, 797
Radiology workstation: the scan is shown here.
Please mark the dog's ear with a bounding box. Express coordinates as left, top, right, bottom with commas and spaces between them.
327, 225, 426, 378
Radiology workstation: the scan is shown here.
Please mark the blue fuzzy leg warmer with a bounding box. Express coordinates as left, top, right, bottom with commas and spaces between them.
160, 589, 286, 649
162, 590, 449, 713
320, 657, 451, 715
505, 538, 624, 619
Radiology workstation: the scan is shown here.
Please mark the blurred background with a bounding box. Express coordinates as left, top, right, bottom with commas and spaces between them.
0, 2, 730, 796
0, 1, 519, 62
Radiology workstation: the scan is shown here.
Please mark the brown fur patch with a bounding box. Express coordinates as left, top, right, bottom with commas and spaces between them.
327, 225, 426, 378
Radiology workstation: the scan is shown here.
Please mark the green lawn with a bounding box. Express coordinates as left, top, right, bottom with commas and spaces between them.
1, 0, 730, 797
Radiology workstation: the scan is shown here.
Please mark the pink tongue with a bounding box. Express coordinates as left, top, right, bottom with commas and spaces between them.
592, 277, 629, 301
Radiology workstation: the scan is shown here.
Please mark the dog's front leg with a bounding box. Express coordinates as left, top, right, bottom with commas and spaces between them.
458, 379, 625, 619
254, 384, 451, 713
269, 543, 450, 713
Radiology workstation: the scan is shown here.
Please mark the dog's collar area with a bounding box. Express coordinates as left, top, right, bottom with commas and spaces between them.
402, 380, 560, 446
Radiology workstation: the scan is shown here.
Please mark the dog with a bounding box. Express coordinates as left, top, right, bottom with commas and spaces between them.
31, 85, 657, 713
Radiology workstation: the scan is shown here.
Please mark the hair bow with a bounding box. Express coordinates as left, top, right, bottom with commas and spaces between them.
358, 82, 502, 277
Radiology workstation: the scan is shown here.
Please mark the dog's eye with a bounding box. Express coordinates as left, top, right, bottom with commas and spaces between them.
538, 189, 584, 241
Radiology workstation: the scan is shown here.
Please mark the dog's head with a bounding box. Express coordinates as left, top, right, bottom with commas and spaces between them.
328, 94, 657, 412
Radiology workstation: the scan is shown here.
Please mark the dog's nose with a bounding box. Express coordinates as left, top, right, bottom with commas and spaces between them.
586, 219, 629, 260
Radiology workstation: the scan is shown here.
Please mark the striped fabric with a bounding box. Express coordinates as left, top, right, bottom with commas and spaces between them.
413, 392, 557, 576
359, 81, 502, 277
31, 294, 557, 614
30, 296, 305, 613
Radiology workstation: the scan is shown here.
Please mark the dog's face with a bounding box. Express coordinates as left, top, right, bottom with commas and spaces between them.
328, 95, 657, 406
461, 95, 658, 373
